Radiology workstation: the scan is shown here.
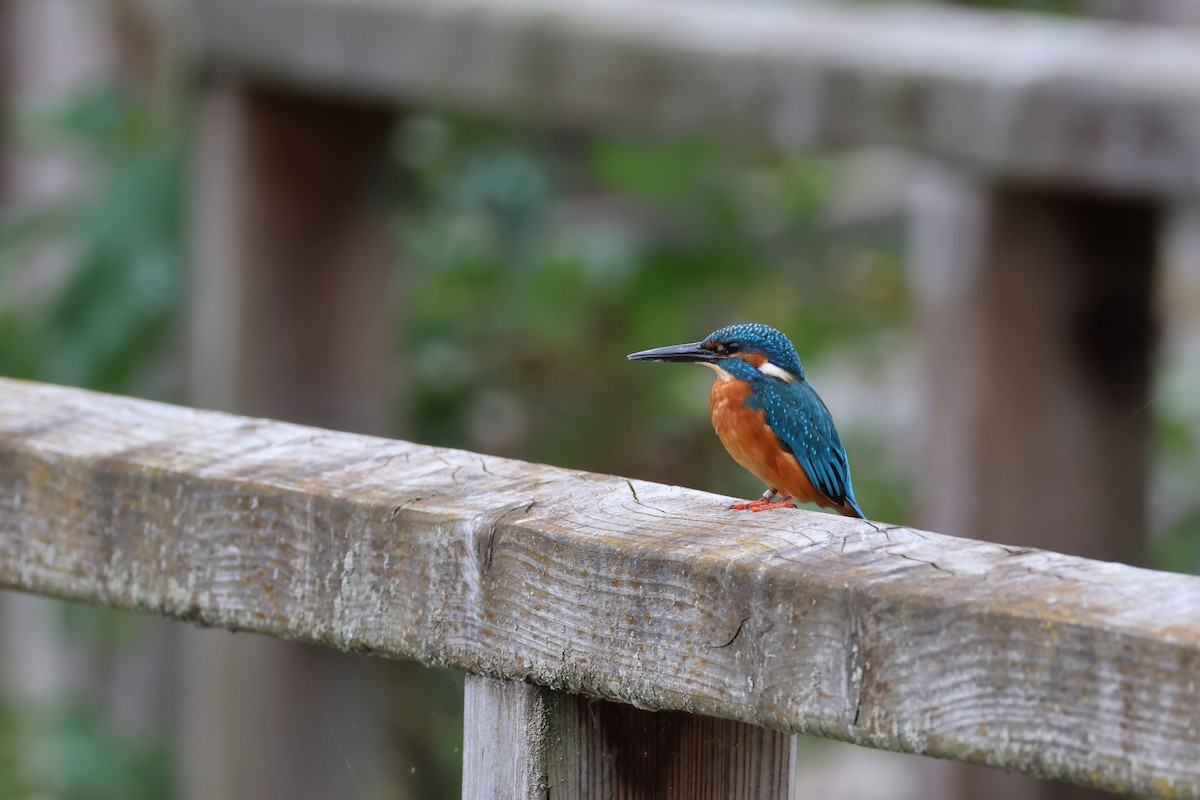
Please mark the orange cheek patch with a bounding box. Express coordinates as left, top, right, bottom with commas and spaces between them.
735, 352, 767, 368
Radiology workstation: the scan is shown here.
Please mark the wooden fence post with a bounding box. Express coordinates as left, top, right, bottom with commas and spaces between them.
189, 76, 397, 433
463, 676, 796, 799
910, 166, 1161, 800
184, 75, 405, 799
911, 167, 1160, 562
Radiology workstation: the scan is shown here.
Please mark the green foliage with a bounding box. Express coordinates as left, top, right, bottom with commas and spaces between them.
0, 703, 171, 800
1149, 372, 1200, 574
0, 86, 186, 394
590, 137, 721, 210
943, 0, 1084, 13
1155, 513, 1200, 575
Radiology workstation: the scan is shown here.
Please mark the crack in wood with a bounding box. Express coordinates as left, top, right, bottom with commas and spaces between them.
845, 591, 868, 732
480, 500, 538, 575
862, 520, 904, 540
715, 617, 750, 649
624, 479, 667, 515
888, 550, 955, 575
1027, 566, 1075, 582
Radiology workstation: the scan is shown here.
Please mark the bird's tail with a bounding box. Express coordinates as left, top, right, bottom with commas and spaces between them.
842, 494, 866, 520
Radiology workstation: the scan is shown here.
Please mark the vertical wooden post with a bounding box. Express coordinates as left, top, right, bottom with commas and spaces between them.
910, 166, 1161, 800
184, 76, 403, 799
190, 77, 396, 432
912, 167, 1159, 562
464, 676, 796, 800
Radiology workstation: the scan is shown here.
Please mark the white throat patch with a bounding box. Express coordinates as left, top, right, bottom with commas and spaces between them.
701, 362, 734, 381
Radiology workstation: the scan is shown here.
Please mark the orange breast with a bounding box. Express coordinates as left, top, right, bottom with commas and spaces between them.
710, 378, 828, 508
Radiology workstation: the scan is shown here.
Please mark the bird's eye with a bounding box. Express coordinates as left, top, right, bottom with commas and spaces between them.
725, 342, 741, 353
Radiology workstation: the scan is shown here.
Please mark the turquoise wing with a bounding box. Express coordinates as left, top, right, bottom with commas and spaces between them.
748, 378, 864, 517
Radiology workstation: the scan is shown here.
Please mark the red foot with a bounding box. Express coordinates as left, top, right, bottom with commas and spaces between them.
729, 497, 795, 512
749, 500, 796, 512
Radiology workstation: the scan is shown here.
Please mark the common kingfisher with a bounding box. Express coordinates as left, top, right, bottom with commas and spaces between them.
628, 323, 865, 518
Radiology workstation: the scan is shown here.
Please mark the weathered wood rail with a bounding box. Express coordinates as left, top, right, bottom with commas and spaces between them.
3, 378, 1199, 798
187, 0, 1200, 195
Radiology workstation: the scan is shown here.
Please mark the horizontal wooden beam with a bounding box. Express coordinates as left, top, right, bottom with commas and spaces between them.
2, 378, 1199, 797
185, 0, 1200, 195
1084, 0, 1200, 24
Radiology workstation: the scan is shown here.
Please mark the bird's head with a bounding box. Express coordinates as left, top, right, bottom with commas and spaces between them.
627, 323, 804, 383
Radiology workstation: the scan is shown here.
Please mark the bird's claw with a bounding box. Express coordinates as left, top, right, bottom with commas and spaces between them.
729, 498, 795, 512
749, 500, 796, 512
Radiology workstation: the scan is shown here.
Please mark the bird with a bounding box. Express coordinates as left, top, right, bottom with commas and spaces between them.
628, 323, 865, 518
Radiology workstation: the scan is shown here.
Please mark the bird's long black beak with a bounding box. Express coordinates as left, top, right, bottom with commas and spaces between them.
627, 341, 718, 363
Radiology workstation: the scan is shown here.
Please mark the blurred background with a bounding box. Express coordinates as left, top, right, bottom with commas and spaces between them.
1, 0, 1199, 798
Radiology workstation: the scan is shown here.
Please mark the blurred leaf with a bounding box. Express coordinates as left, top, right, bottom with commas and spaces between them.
0, 87, 185, 395
1154, 512, 1200, 576
590, 136, 719, 209
940, 0, 1083, 12
0, 703, 171, 800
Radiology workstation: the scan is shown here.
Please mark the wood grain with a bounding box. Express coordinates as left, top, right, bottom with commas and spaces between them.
463, 676, 554, 800
185, 0, 1200, 195
464, 675, 795, 799
2, 378, 1200, 797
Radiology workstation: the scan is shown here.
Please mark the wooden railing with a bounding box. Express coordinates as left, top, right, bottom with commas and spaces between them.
3, 377, 1198, 798
188, 0, 1200, 194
